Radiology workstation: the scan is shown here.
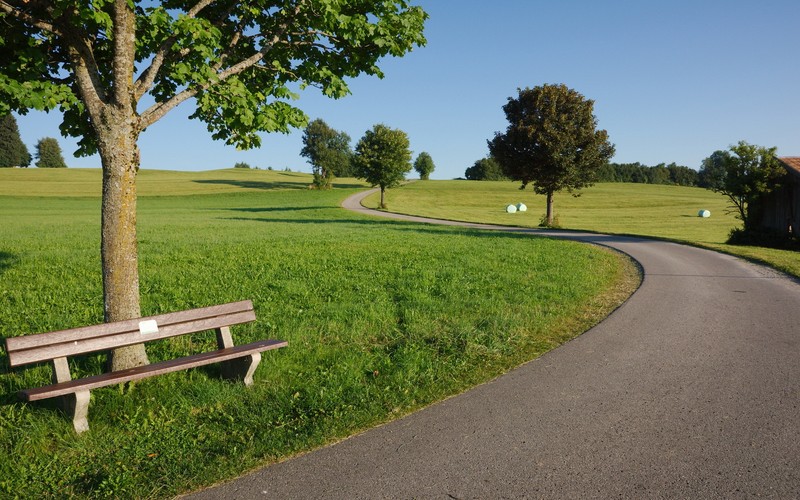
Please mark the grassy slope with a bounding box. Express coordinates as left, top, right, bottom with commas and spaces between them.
366, 180, 800, 278
0, 167, 366, 197
0, 169, 635, 498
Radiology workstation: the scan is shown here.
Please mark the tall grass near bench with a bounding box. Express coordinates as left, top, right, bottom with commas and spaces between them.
0, 170, 637, 498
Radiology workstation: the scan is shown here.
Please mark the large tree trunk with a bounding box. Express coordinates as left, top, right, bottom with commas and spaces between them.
545, 191, 555, 226
98, 107, 149, 371
96, 0, 148, 371
380, 186, 386, 209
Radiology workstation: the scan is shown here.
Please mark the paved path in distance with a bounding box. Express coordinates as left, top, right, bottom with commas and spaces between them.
189, 190, 800, 499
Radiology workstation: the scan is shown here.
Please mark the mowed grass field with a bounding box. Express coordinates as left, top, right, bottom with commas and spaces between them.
0, 168, 637, 498
365, 180, 800, 278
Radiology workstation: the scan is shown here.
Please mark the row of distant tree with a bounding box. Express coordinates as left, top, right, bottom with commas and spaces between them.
0, 114, 69, 168
299, 118, 435, 193
597, 162, 698, 186
465, 156, 701, 187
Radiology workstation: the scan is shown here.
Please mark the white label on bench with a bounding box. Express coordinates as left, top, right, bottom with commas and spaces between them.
139, 320, 159, 335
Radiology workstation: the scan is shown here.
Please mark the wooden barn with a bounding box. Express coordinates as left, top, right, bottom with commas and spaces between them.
759, 157, 800, 236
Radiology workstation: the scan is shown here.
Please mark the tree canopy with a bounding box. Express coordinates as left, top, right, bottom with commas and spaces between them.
413, 151, 435, 180
0, 1, 427, 370
698, 151, 728, 191
700, 141, 784, 234
464, 157, 506, 181
35, 137, 68, 168
0, 114, 31, 167
301, 118, 353, 189
488, 84, 615, 226
354, 124, 412, 208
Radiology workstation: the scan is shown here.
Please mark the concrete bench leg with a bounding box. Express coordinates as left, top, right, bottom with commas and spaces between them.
216, 326, 262, 386
51, 357, 90, 432
60, 390, 91, 433
221, 353, 261, 386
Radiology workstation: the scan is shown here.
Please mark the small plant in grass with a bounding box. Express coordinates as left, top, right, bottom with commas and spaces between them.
539, 213, 560, 228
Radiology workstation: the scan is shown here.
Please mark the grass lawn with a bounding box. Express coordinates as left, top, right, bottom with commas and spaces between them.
0, 169, 637, 498
365, 180, 800, 278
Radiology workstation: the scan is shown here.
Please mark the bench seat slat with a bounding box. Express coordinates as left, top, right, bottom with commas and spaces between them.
7, 301, 253, 350
20, 339, 287, 402
7, 304, 256, 367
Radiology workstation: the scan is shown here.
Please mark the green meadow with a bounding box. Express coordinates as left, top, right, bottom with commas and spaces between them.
0, 168, 636, 498
366, 180, 800, 278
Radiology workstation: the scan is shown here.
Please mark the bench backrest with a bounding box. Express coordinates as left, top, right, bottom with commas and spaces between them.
5, 300, 256, 367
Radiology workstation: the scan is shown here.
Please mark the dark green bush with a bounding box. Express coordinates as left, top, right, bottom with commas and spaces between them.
728, 227, 799, 250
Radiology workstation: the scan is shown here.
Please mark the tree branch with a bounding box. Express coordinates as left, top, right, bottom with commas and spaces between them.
211, 23, 245, 73
1, 2, 111, 122
0, 1, 63, 36
133, 0, 216, 101
112, 0, 136, 109
140, 0, 308, 129
65, 43, 106, 123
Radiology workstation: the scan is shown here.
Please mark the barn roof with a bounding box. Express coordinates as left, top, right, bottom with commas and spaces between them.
779, 157, 800, 178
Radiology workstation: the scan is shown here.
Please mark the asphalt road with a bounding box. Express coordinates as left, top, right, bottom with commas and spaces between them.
189, 190, 800, 499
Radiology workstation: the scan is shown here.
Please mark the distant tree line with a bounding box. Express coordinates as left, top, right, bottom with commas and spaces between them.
596, 162, 698, 186
466, 157, 700, 187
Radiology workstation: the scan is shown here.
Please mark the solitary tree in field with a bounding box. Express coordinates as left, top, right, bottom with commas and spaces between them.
354, 124, 412, 208
701, 141, 784, 233
489, 84, 615, 226
413, 151, 435, 180
0, 114, 31, 168
0, 1, 427, 371
301, 119, 353, 189
35, 137, 68, 168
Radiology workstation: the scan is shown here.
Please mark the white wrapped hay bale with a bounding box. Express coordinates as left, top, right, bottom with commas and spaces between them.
506, 204, 517, 213
698, 209, 711, 218
516, 203, 527, 212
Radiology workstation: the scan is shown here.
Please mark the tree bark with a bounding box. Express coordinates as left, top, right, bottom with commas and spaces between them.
98, 106, 149, 371
380, 187, 386, 209
545, 191, 555, 226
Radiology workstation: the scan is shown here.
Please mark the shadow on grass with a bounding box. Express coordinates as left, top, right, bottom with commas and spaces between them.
228, 206, 332, 213
193, 179, 308, 190
223, 215, 647, 246
195, 178, 366, 190
0, 251, 15, 275
226, 216, 438, 229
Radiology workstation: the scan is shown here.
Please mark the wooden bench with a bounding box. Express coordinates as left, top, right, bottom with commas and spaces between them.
4, 300, 286, 433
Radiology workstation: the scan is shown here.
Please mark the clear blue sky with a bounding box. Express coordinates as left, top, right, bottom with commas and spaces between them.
15, 0, 800, 179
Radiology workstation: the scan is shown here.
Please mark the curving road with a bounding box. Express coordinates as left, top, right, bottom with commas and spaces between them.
190, 189, 800, 499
